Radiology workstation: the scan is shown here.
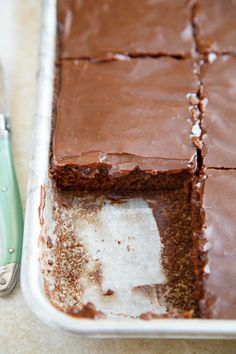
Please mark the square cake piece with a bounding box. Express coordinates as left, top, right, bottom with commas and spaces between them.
51, 57, 199, 190
195, 0, 236, 54
200, 56, 236, 168
199, 169, 236, 319
57, 0, 195, 58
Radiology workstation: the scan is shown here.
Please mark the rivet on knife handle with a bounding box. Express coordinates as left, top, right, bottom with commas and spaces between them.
0, 113, 23, 297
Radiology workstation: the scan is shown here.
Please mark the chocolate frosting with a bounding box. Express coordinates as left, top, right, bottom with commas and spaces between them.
196, 0, 236, 53
201, 56, 236, 168
202, 169, 236, 319
57, 0, 194, 58
53, 58, 198, 172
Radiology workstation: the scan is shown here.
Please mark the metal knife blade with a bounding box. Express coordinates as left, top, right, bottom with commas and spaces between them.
0, 65, 10, 131
0, 65, 5, 113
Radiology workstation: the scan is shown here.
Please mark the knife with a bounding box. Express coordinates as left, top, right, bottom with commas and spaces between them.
0, 65, 23, 297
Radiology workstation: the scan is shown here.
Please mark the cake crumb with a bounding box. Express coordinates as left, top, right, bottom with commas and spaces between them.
67, 302, 106, 319
104, 289, 114, 296
47, 236, 53, 249
140, 310, 193, 320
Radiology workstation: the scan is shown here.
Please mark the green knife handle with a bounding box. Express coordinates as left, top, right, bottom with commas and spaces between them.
0, 136, 23, 266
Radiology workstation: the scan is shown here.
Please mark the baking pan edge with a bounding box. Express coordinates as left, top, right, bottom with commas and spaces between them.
21, 0, 236, 338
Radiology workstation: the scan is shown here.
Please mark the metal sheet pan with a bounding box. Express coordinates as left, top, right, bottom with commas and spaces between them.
21, 0, 236, 338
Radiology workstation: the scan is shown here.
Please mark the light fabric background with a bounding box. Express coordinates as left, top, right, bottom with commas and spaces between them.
0, 1, 236, 353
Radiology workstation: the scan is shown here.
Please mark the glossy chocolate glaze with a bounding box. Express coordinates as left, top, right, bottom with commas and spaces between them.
195, 0, 236, 54
201, 56, 236, 168
57, 0, 194, 58
201, 169, 236, 319
53, 58, 198, 175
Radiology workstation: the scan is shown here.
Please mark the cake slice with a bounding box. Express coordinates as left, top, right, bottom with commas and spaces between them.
51, 57, 200, 191
57, 0, 195, 58
200, 56, 236, 168
194, 0, 236, 54
198, 169, 236, 319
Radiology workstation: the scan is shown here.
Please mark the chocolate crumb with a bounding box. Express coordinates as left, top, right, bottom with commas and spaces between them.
67, 302, 106, 319
47, 236, 53, 249
104, 289, 114, 296
48, 259, 54, 266
140, 309, 193, 320
38, 185, 46, 225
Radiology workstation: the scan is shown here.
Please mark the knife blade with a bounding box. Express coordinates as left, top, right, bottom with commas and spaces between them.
0, 64, 23, 297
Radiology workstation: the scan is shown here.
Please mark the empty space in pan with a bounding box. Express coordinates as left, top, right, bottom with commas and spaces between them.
39, 181, 196, 319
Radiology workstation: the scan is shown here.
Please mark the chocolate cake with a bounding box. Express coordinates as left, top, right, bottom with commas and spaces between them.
200, 56, 236, 168
199, 170, 236, 319
51, 58, 199, 190
57, 0, 195, 58
194, 0, 236, 54
47, 0, 236, 319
